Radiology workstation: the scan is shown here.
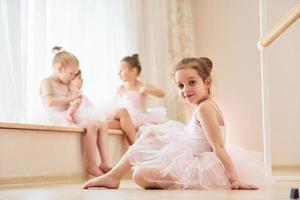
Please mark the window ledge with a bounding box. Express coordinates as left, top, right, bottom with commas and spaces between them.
0, 122, 123, 135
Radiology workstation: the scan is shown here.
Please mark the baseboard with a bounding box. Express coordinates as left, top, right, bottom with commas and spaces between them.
0, 173, 86, 187
272, 165, 300, 182
273, 176, 300, 182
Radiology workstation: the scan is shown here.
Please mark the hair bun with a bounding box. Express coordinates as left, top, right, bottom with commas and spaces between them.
132, 54, 139, 61
199, 57, 213, 73
52, 46, 64, 54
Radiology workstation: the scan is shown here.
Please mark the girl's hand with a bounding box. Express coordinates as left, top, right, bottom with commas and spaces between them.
67, 106, 78, 124
75, 97, 82, 105
68, 91, 82, 101
72, 97, 83, 108
230, 180, 258, 190
66, 98, 82, 123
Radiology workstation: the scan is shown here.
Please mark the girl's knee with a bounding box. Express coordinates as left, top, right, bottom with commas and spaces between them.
132, 168, 140, 181
133, 168, 161, 189
118, 108, 130, 117
98, 121, 108, 131
132, 168, 146, 188
86, 122, 99, 133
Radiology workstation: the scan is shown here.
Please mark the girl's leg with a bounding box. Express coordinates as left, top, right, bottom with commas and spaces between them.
83, 122, 104, 177
83, 149, 132, 189
108, 108, 136, 145
96, 121, 112, 173
132, 167, 174, 189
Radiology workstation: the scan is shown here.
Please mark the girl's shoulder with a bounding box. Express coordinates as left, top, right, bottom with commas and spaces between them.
41, 77, 51, 83
197, 100, 220, 112
42, 76, 59, 86
40, 77, 54, 88
136, 80, 144, 87
40, 77, 54, 96
137, 80, 154, 90
196, 100, 225, 126
195, 101, 213, 118
116, 84, 125, 95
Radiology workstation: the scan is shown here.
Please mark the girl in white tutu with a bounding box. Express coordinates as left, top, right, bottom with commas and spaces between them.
108, 54, 168, 132
104, 54, 168, 145
40, 46, 111, 176
83, 57, 266, 190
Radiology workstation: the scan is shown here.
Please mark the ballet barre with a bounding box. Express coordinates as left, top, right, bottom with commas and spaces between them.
259, 1, 300, 48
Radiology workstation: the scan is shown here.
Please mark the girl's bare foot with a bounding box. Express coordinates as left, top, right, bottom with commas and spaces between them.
99, 163, 112, 173
87, 166, 104, 177
83, 173, 120, 189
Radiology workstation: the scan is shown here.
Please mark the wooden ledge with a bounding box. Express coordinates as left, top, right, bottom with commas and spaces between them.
0, 122, 123, 135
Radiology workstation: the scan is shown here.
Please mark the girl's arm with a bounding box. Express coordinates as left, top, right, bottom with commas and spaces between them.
40, 78, 76, 107
67, 98, 82, 123
116, 85, 124, 96
139, 82, 165, 97
113, 85, 123, 102
197, 103, 257, 190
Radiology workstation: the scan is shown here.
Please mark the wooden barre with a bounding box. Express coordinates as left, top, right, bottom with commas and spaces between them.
260, 2, 300, 47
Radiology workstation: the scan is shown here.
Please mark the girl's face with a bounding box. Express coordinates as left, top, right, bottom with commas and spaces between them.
119, 61, 137, 82
175, 68, 209, 105
73, 75, 83, 89
57, 63, 79, 84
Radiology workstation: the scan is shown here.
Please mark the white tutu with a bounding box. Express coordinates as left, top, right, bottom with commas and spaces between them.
128, 121, 269, 189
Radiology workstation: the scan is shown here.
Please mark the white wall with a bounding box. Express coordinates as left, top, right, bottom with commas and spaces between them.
266, 0, 300, 166
191, 0, 300, 166
191, 0, 263, 151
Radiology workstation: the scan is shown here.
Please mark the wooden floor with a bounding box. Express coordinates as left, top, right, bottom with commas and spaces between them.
0, 180, 299, 200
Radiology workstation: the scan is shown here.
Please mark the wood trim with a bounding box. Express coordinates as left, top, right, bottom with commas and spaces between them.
0, 122, 123, 135
0, 173, 87, 186
0, 122, 84, 132
0, 173, 132, 187
272, 165, 300, 169
273, 176, 300, 182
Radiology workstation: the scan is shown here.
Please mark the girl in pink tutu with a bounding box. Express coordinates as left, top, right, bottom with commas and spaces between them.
83, 57, 267, 190
110, 54, 168, 130
40, 46, 111, 177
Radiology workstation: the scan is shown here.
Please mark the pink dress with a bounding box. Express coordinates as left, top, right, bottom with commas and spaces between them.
39, 86, 71, 126
116, 85, 168, 126
128, 105, 268, 189
40, 86, 104, 127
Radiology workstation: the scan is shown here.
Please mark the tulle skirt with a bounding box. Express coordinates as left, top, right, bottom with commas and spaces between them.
127, 106, 169, 127
32, 106, 106, 128
128, 121, 269, 189
74, 106, 106, 127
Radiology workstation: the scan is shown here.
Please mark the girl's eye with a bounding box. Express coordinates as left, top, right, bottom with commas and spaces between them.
189, 80, 196, 86
177, 83, 184, 89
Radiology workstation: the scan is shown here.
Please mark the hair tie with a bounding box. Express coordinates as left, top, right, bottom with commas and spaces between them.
52, 47, 65, 55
